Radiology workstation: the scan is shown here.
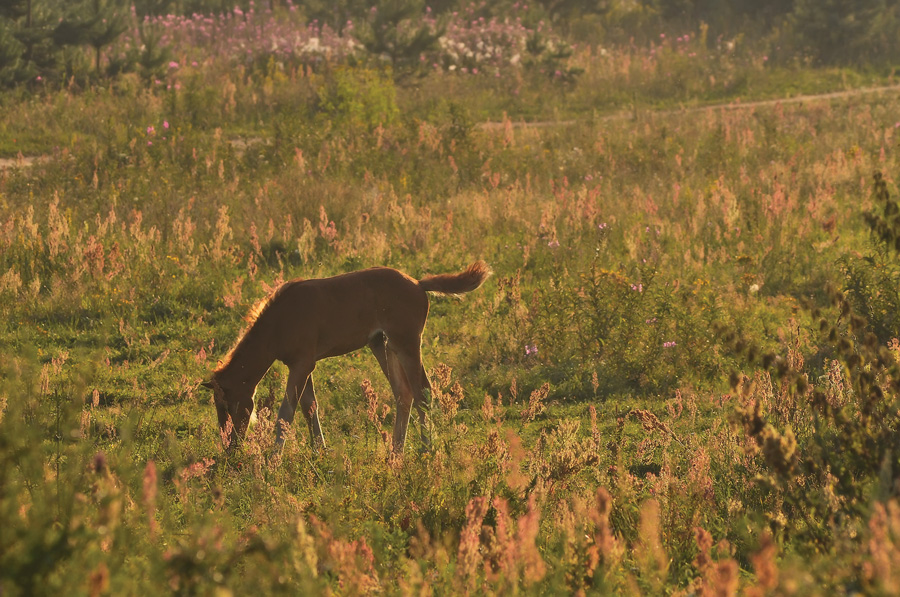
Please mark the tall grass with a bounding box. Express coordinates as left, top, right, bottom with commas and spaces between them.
2, 12, 900, 594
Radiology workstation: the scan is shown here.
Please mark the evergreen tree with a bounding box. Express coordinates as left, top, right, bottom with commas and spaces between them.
0, 25, 25, 87
791, 0, 899, 65
357, 0, 443, 82
0, 0, 61, 86
52, 0, 128, 75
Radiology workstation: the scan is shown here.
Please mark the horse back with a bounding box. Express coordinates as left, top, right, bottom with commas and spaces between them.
268, 267, 428, 360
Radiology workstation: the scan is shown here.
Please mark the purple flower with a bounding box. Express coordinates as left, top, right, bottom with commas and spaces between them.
525, 344, 538, 357
663, 341, 677, 348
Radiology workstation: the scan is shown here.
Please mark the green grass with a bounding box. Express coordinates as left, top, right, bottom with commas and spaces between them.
2, 39, 900, 595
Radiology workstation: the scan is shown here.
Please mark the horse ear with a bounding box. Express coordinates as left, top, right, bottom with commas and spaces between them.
200, 380, 215, 390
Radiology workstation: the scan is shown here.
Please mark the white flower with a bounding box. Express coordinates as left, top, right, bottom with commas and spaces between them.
303, 37, 321, 54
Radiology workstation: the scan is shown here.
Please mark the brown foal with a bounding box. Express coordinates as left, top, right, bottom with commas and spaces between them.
202, 261, 491, 452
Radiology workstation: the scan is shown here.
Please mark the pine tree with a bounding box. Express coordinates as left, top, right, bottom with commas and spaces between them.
791, 0, 897, 65
357, 0, 444, 82
52, 0, 127, 75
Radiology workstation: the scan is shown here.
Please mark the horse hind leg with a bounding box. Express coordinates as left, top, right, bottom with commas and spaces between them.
368, 333, 416, 452
390, 339, 434, 453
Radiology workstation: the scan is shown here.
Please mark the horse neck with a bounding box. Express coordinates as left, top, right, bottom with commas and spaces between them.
219, 324, 276, 388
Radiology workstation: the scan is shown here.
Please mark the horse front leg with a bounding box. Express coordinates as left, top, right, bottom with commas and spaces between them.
298, 375, 326, 450
275, 363, 321, 449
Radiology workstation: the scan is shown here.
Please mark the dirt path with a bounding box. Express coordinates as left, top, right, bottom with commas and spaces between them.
478, 82, 900, 130
0, 154, 50, 171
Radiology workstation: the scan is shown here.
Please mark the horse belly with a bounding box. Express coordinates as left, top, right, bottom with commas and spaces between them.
314, 306, 377, 359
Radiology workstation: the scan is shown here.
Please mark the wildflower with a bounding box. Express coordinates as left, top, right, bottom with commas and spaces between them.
163, 121, 169, 129
36, 75, 42, 81
147, 125, 155, 135
525, 344, 538, 357
168, 61, 179, 69
663, 341, 677, 348
143, 460, 158, 537
631, 283, 643, 292
92, 451, 108, 473
598, 222, 608, 230
548, 239, 559, 248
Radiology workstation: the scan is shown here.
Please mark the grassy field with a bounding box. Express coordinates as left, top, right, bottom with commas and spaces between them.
3, 10, 900, 595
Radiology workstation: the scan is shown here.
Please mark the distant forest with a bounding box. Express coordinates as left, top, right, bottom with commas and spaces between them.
1, 0, 898, 88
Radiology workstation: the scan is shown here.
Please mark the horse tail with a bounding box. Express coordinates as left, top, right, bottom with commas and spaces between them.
418, 261, 492, 297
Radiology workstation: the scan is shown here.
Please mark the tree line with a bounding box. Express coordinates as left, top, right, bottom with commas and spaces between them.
1, 0, 898, 89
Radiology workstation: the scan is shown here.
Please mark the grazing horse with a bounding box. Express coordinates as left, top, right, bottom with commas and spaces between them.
202, 261, 491, 452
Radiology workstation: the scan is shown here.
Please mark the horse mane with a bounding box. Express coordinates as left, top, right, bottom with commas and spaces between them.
214, 283, 288, 374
